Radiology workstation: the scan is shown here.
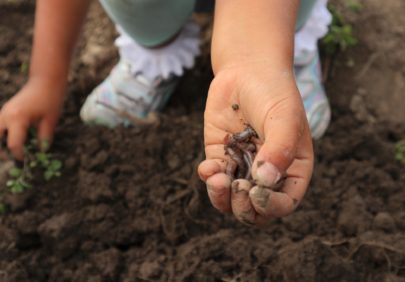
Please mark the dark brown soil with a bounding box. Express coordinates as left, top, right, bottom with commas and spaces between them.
0, 1, 404, 281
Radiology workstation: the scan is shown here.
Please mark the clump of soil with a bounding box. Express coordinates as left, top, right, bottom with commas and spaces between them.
0, 1, 404, 281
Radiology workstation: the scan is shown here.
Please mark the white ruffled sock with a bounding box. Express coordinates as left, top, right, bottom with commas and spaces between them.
294, 0, 332, 139
294, 0, 332, 65
115, 20, 201, 81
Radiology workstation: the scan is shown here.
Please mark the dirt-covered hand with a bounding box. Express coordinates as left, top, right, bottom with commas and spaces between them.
198, 64, 314, 225
0, 78, 65, 160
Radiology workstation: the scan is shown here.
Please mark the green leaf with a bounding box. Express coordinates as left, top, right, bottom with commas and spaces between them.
9, 167, 22, 178
44, 170, 54, 181
11, 182, 25, 194
40, 140, 50, 152
27, 135, 38, 149
6, 180, 15, 187
29, 160, 37, 168
24, 144, 34, 154
36, 152, 50, 166
20, 179, 32, 189
395, 140, 405, 164
20, 62, 29, 75
345, 0, 363, 13
322, 4, 357, 56
36, 152, 46, 161
0, 203, 6, 214
50, 160, 62, 171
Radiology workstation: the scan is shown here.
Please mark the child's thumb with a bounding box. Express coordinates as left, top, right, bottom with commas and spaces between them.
252, 110, 305, 187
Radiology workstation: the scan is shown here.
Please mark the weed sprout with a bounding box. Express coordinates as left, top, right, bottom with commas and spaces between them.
395, 140, 405, 164
322, 5, 357, 55
6, 137, 62, 194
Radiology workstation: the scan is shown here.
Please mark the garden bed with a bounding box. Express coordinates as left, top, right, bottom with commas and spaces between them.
0, 1, 404, 281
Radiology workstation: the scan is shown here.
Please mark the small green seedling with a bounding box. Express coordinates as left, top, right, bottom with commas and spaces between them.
345, 0, 363, 13
29, 152, 62, 181
7, 137, 62, 194
6, 166, 32, 194
0, 203, 6, 215
322, 5, 357, 55
20, 62, 29, 75
395, 140, 405, 164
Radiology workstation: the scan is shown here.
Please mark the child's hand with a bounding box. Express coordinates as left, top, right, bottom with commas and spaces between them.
0, 0, 92, 160
198, 63, 314, 225
0, 78, 65, 160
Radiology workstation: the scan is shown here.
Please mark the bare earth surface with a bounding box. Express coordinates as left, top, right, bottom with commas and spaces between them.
0, 1, 404, 281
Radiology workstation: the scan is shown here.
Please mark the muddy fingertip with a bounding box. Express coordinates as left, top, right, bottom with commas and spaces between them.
249, 185, 271, 209
252, 160, 281, 187
231, 179, 252, 193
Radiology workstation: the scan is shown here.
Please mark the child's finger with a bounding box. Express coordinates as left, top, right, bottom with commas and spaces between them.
38, 118, 56, 150
7, 122, 28, 160
250, 132, 313, 217
206, 172, 232, 213
252, 99, 308, 187
279, 146, 313, 207
198, 158, 227, 181
230, 179, 257, 225
199, 143, 230, 181
249, 186, 295, 218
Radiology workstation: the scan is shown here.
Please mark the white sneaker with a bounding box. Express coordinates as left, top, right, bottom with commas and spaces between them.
295, 50, 331, 139
80, 20, 201, 128
293, 0, 332, 139
80, 60, 179, 127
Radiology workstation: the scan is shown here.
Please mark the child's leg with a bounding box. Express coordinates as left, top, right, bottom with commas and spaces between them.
99, 0, 196, 47
297, 0, 317, 30
294, 0, 332, 139
80, 0, 200, 127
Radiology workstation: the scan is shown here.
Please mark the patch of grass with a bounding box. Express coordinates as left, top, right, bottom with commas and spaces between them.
322, 5, 357, 55
395, 140, 405, 164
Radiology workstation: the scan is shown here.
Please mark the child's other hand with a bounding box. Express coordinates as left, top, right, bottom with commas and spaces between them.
0, 78, 65, 160
198, 63, 314, 225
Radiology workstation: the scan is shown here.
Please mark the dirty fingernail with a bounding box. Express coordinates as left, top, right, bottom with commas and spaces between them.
254, 161, 281, 187
249, 186, 271, 209
231, 179, 252, 194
